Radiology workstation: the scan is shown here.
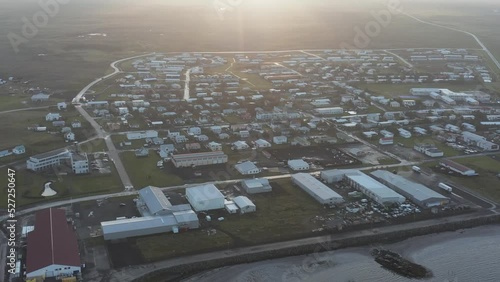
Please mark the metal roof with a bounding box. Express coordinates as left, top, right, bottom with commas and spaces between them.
101, 215, 177, 234
235, 161, 259, 173
344, 171, 405, 200
172, 210, 198, 224
139, 186, 172, 215
370, 170, 448, 202
292, 173, 344, 201
242, 178, 270, 189
186, 184, 224, 201
233, 196, 256, 208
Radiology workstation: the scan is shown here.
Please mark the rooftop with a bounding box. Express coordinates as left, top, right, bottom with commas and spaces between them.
139, 186, 172, 214
292, 173, 344, 201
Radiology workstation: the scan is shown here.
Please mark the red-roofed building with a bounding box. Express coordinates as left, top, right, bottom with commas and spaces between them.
26, 208, 81, 279
439, 159, 477, 176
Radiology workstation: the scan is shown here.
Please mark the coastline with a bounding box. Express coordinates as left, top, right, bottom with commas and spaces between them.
110, 211, 500, 282
184, 224, 500, 282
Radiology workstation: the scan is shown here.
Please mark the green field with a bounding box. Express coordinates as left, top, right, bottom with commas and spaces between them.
78, 138, 108, 153
215, 180, 326, 244
394, 136, 462, 157
136, 229, 234, 262
0, 168, 122, 208
120, 151, 183, 188
437, 156, 500, 203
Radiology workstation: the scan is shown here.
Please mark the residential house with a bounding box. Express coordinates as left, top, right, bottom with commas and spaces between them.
273, 136, 288, 144
233, 141, 249, 150
196, 135, 209, 142
207, 142, 222, 151
46, 113, 61, 121
64, 132, 75, 141
12, 145, 26, 155
57, 102, 67, 110
31, 93, 50, 102
71, 121, 82, 128
53, 121, 65, 127
255, 139, 271, 148
186, 143, 201, 151
235, 161, 261, 175
135, 147, 149, 157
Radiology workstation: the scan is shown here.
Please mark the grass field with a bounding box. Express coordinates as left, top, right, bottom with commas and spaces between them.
136, 229, 234, 262
120, 151, 183, 188
78, 138, 108, 153
215, 179, 326, 245
394, 136, 461, 157
0, 167, 122, 208
436, 156, 500, 203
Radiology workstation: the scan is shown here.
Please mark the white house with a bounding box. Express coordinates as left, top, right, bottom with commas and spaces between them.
71, 121, 82, 128
118, 107, 129, 115
255, 139, 271, 148
207, 142, 222, 151
71, 153, 89, 174
233, 196, 256, 214
239, 130, 250, 138
273, 136, 288, 144
188, 127, 202, 135
175, 135, 188, 143
235, 161, 261, 175
12, 145, 26, 155
64, 132, 75, 141
288, 159, 310, 171
57, 102, 67, 110
233, 141, 249, 150
46, 113, 61, 121
31, 93, 50, 102
211, 126, 222, 134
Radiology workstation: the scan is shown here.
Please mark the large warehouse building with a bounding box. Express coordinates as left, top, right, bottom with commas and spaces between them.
370, 170, 450, 208
186, 184, 225, 212
291, 173, 344, 205
101, 186, 199, 240
171, 151, 228, 168
341, 170, 406, 206
26, 208, 81, 279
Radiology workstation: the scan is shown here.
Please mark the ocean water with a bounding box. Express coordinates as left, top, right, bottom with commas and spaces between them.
184, 225, 500, 282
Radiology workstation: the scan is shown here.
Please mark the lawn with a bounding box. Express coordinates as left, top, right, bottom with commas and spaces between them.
0, 167, 122, 208
78, 138, 108, 153
215, 179, 326, 245
394, 136, 462, 157
440, 156, 500, 203
120, 151, 183, 188
135, 229, 234, 262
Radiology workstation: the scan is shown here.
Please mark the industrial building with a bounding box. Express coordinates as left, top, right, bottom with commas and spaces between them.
102, 186, 199, 240
233, 196, 257, 214
321, 169, 354, 183
242, 178, 272, 194
186, 184, 225, 212
235, 161, 261, 175
26, 149, 71, 172
101, 210, 199, 240
26, 208, 81, 279
333, 170, 406, 206
171, 151, 228, 168
314, 107, 344, 115
291, 173, 344, 205
439, 159, 478, 176
126, 130, 159, 140
288, 159, 310, 171
370, 170, 450, 208
414, 144, 444, 158
461, 132, 499, 151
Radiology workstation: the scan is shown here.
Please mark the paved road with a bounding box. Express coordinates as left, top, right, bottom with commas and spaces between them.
72, 52, 156, 104
384, 50, 413, 68
104, 210, 498, 282
402, 12, 500, 72
183, 67, 193, 101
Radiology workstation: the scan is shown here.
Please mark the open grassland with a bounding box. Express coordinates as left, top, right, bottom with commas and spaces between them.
0, 0, 487, 101
427, 156, 500, 203
136, 229, 234, 262
216, 180, 325, 245
0, 167, 122, 208
0, 108, 94, 163
394, 136, 462, 157
120, 151, 183, 188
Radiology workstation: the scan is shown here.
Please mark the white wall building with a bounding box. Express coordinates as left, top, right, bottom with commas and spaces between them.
235, 161, 261, 175
273, 136, 288, 144
71, 153, 89, 174
314, 107, 344, 115
291, 173, 344, 205
288, 159, 310, 171
127, 130, 159, 140
186, 184, 225, 212
171, 151, 228, 168
343, 170, 406, 206
233, 196, 256, 214
27, 149, 71, 172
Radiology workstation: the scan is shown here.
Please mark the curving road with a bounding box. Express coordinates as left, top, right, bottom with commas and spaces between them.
401, 11, 500, 72
72, 52, 156, 104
